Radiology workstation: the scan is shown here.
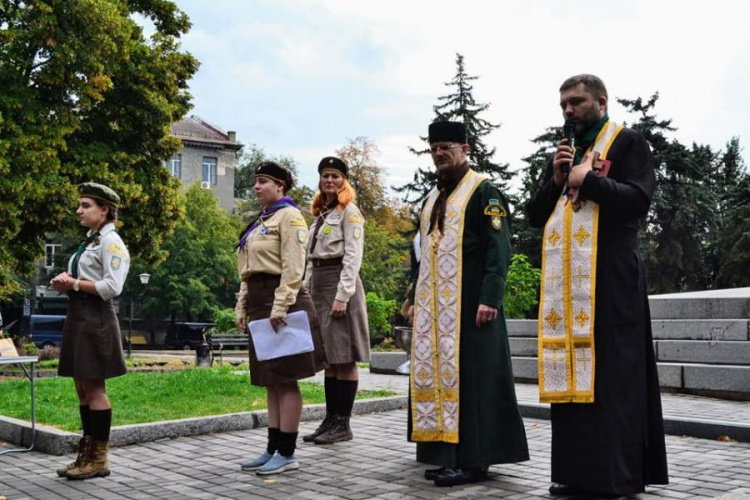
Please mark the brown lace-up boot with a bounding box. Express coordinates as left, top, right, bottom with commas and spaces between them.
56, 436, 90, 477
302, 415, 336, 442
314, 415, 353, 444
66, 440, 110, 480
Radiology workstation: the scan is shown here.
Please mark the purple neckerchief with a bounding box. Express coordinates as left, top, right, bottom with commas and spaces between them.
238, 197, 298, 250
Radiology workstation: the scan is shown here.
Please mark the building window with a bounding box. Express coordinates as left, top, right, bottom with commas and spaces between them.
45, 244, 62, 270
166, 154, 182, 179
202, 156, 218, 186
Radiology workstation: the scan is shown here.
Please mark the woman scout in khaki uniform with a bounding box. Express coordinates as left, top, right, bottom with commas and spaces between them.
303, 157, 370, 445
235, 161, 326, 475
51, 182, 130, 480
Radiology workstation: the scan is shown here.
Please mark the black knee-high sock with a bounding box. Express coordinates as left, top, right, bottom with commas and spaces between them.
324, 376, 337, 416
278, 431, 298, 457
79, 405, 92, 436
267, 427, 280, 454
336, 380, 358, 417
90, 409, 112, 441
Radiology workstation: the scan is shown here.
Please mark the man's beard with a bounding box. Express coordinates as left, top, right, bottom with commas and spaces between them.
575, 107, 602, 135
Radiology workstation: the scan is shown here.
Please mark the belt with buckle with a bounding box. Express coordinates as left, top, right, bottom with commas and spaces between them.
311, 257, 343, 268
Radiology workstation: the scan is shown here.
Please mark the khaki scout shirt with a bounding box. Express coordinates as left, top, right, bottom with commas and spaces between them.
67, 223, 130, 301
306, 203, 365, 303
235, 206, 309, 319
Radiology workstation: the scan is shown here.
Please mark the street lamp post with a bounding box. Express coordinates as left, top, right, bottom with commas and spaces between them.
127, 273, 151, 358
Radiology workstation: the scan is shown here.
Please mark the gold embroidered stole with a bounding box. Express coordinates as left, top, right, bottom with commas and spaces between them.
410, 169, 487, 443
538, 121, 623, 403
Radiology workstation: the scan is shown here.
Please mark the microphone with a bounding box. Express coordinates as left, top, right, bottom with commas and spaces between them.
561, 119, 576, 173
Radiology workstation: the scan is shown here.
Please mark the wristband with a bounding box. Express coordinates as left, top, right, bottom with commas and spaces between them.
73, 279, 80, 292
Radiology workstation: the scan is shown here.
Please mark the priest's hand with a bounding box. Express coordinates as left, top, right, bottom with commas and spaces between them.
476, 304, 498, 327
552, 139, 574, 186
568, 152, 595, 188
407, 305, 414, 326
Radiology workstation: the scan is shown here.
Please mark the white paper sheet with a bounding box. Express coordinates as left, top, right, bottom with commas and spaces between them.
248, 310, 314, 361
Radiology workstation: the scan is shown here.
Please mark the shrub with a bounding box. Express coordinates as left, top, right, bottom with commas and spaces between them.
210, 307, 240, 336
503, 254, 542, 319
21, 342, 38, 356
365, 292, 398, 339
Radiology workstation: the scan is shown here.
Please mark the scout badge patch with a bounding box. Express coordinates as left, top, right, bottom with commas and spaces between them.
110, 256, 122, 270
106, 242, 125, 257
484, 199, 507, 231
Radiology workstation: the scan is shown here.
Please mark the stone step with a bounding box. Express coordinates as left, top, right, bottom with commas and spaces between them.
656, 340, 750, 365
648, 287, 750, 320
507, 319, 750, 341
652, 319, 749, 340
512, 338, 750, 365
506, 319, 537, 337
510, 356, 750, 395
509, 337, 537, 356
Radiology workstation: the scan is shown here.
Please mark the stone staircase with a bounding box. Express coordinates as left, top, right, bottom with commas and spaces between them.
509, 287, 750, 399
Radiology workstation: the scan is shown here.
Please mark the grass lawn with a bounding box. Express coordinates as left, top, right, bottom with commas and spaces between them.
0, 366, 394, 432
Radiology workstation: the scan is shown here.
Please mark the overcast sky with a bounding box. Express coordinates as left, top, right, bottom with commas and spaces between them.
171, 0, 750, 194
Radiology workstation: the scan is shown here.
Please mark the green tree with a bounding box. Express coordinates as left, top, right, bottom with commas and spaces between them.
396, 53, 514, 204
514, 127, 560, 268
716, 138, 750, 287
359, 219, 409, 301
0, 0, 198, 302
335, 137, 387, 219
135, 184, 240, 321
620, 94, 716, 293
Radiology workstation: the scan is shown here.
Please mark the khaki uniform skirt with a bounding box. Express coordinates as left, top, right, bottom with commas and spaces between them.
311, 263, 371, 364
245, 273, 327, 386
58, 292, 127, 380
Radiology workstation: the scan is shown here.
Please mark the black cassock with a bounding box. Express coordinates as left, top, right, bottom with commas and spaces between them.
528, 127, 669, 496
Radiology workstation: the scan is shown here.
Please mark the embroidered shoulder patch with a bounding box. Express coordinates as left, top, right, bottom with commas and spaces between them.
491, 216, 503, 231
106, 242, 125, 257
483, 200, 507, 218
297, 229, 308, 244
346, 214, 363, 224
354, 227, 362, 239
290, 215, 306, 227
110, 255, 122, 270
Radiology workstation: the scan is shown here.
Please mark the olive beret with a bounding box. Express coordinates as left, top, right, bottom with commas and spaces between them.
79, 182, 120, 208
318, 156, 348, 178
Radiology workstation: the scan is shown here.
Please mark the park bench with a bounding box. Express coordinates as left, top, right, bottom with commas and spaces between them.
207, 333, 249, 366
209, 333, 248, 351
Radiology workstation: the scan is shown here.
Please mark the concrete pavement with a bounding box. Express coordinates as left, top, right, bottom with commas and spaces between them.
2, 368, 750, 499
2, 409, 750, 500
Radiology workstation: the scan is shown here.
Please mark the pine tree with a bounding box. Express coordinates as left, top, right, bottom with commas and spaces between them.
716, 138, 750, 287
513, 127, 561, 269
619, 94, 715, 293
395, 53, 514, 204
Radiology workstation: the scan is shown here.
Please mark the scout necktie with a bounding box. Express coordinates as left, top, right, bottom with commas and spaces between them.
71, 232, 99, 278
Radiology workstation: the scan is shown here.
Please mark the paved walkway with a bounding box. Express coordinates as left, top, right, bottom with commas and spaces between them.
3, 368, 750, 499
2, 410, 750, 500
